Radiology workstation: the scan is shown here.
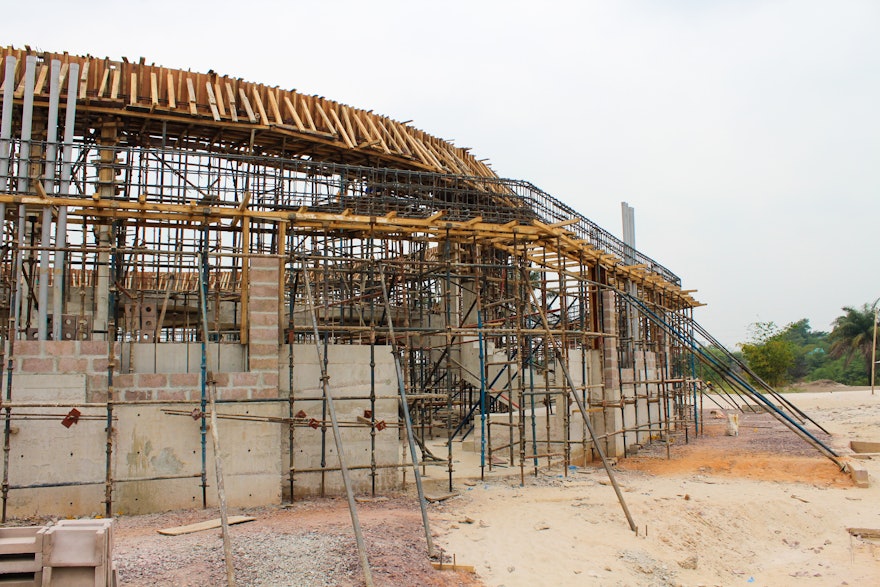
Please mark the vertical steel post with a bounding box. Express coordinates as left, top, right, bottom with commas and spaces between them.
13, 56, 36, 339
37, 60, 61, 340
53, 62, 78, 341
378, 268, 434, 557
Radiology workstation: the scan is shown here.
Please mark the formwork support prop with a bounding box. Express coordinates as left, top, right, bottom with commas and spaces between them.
520, 267, 638, 533
378, 267, 435, 558
302, 266, 374, 587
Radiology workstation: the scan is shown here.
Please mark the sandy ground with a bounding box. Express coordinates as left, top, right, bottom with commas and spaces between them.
435, 388, 880, 587
98, 386, 879, 586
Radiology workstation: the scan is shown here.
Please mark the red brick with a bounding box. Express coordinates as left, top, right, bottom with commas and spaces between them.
249, 312, 282, 326
78, 341, 109, 356
249, 327, 279, 343
250, 258, 280, 271
87, 374, 108, 392
92, 358, 112, 373
260, 372, 279, 388
248, 298, 279, 313
88, 389, 108, 403
217, 388, 248, 401
251, 387, 280, 399
137, 373, 168, 388
232, 372, 260, 387
249, 343, 279, 356
14, 341, 41, 357
125, 390, 150, 402
157, 390, 187, 402
249, 357, 278, 371
210, 372, 229, 387
249, 266, 280, 281
248, 285, 279, 298
57, 358, 90, 373
112, 374, 135, 389
170, 373, 200, 387
21, 358, 53, 372
45, 341, 77, 356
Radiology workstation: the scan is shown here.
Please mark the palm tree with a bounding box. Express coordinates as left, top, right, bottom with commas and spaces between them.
828, 300, 879, 377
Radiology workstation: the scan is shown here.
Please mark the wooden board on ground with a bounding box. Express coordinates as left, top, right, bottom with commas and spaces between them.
158, 516, 256, 536
847, 528, 880, 539
432, 561, 475, 573
850, 440, 880, 453
424, 492, 458, 503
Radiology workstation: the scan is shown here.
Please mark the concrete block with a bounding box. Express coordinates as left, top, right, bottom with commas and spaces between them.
12, 375, 86, 403
42, 566, 106, 587
0, 526, 45, 577
848, 460, 870, 488
43, 523, 113, 587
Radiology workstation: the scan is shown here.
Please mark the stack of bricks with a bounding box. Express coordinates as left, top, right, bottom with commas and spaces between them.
10, 341, 116, 403
0, 519, 117, 586
244, 257, 281, 399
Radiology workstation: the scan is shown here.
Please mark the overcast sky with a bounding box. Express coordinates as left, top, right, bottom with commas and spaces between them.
7, 0, 879, 346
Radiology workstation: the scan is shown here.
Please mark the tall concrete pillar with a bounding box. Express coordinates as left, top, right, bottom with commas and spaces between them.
93, 122, 119, 340
601, 290, 624, 457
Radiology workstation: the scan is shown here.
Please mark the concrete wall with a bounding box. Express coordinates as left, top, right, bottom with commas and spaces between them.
281, 344, 399, 498
3, 256, 399, 517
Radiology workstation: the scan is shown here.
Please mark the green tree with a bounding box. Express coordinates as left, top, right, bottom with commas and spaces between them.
739, 322, 796, 387
828, 300, 879, 381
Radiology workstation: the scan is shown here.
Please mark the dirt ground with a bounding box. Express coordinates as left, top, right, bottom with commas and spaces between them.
102, 386, 879, 586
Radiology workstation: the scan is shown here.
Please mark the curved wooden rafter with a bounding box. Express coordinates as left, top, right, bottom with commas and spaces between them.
0, 45, 497, 180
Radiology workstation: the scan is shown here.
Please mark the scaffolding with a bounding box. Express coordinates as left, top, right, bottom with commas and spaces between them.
0, 49, 706, 521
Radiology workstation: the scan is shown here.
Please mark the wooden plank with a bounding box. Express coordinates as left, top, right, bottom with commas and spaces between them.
431, 561, 475, 573
341, 106, 357, 144
362, 114, 391, 153
58, 62, 69, 88
300, 96, 317, 131
78, 61, 90, 99
238, 87, 257, 123
851, 440, 880, 453
167, 72, 176, 108
424, 491, 458, 503
150, 72, 159, 107
34, 63, 49, 94
214, 81, 226, 117
205, 81, 221, 121
329, 108, 354, 147
283, 96, 305, 131
97, 67, 110, 98
225, 82, 238, 122
313, 101, 335, 134
847, 528, 880, 539
158, 515, 256, 536
267, 89, 283, 124
251, 87, 269, 124
110, 68, 121, 100
186, 77, 198, 115
129, 72, 138, 105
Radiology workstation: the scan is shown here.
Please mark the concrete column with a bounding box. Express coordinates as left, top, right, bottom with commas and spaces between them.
247, 256, 281, 375
601, 290, 624, 457
93, 122, 119, 340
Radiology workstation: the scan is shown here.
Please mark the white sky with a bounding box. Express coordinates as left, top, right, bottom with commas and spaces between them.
6, 0, 879, 346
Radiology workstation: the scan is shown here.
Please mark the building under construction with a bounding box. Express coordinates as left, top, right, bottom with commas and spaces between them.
0, 46, 834, 525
